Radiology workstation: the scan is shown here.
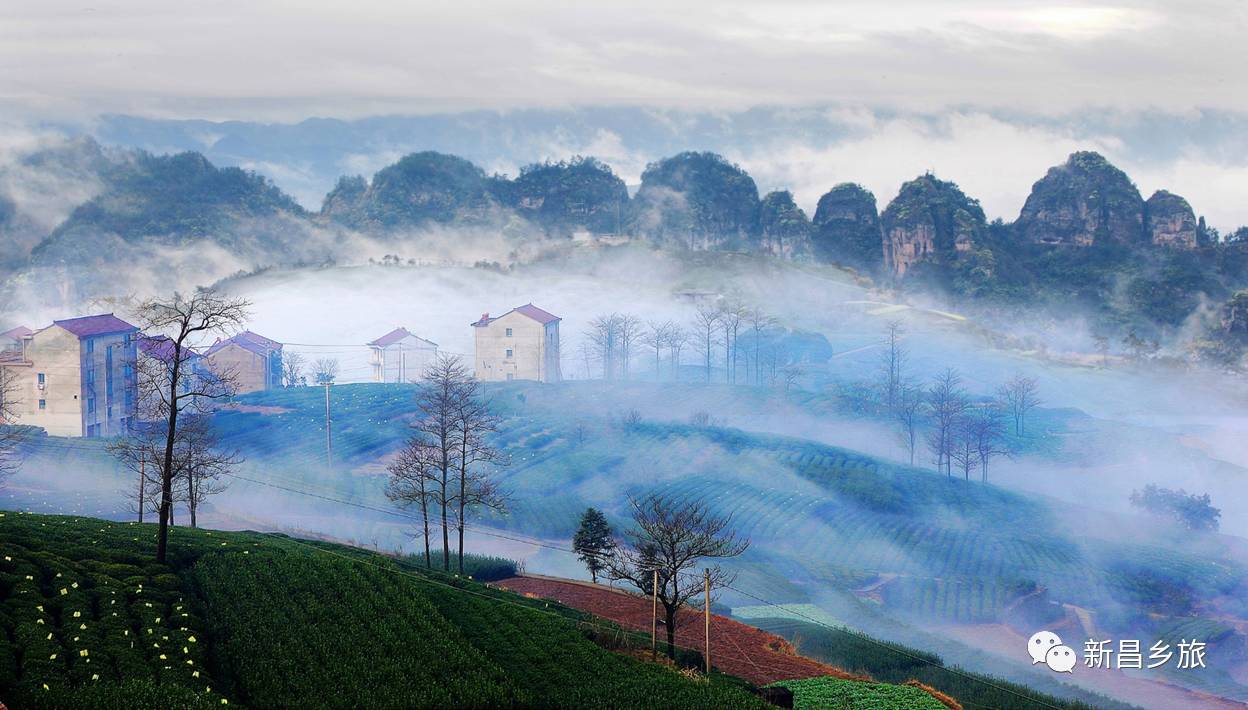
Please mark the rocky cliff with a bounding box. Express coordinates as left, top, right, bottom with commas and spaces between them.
758, 190, 812, 259
811, 183, 882, 271
1145, 190, 1199, 248
629, 151, 761, 250
322, 151, 506, 229
510, 158, 629, 237
1015, 151, 1144, 247
880, 174, 986, 276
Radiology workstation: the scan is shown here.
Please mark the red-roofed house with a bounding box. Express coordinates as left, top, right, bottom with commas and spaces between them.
367, 327, 438, 383
470, 304, 561, 383
204, 330, 284, 394
0, 313, 139, 437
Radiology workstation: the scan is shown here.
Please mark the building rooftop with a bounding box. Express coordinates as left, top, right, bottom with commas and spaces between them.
52, 313, 138, 339
138, 334, 202, 362
205, 330, 281, 358
471, 303, 561, 327
1, 326, 32, 340
368, 327, 438, 348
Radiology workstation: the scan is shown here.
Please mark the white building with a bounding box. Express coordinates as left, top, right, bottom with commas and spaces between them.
367, 327, 439, 383
471, 304, 561, 383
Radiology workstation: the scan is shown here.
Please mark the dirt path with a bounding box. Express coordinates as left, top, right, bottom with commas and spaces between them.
495, 574, 856, 686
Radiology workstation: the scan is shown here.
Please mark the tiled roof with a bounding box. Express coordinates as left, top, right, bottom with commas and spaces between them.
471, 303, 561, 327
1, 326, 32, 340
53, 313, 138, 338
234, 330, 282, 351
369, 327, 412, 348
368, 327, 437, 348
138, 335, 201, 362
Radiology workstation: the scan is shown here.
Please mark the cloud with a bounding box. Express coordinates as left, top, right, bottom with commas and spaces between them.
1, 1, 1244, 121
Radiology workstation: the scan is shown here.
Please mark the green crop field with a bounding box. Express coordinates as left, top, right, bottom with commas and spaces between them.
0, 511, 773, 709
768, 675, 948, 710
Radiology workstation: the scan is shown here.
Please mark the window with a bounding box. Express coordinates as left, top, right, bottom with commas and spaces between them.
506, 373, 514, 381
86, 339, 94, 354
37, 373, 45, 385
38, 399, 45, 410
87, 398, 96, 414
505, 348, 514, 358
505, 328, 513, 337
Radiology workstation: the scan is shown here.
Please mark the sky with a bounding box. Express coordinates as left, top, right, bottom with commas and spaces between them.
1, 1, 1247, 226
2, 1, 1245, 119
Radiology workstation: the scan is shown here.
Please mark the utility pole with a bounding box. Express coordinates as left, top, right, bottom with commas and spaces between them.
138, 451, 145, 523
704, 568, 711, 674
651, 568, 658, 660
324, 381, 333, 469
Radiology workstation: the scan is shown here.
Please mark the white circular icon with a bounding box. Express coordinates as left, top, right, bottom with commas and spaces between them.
1046, 644, 1077, 673
1028, 630, 1062, 664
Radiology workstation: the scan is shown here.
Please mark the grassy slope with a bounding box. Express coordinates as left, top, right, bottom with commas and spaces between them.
0, 511, 775, 709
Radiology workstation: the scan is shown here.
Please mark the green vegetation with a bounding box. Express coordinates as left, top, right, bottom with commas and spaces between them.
511, 157, 629, 236
751, 617, 1120, 710
31, 150, 303, 266
629, 151, 761, 247
0, 511, 771, 709
811, 183, 882, 271
768, 675, 947, 710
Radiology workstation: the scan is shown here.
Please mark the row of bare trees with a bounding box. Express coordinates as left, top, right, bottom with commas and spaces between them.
385, 355, 507, 574
583, 301, 798, 388
111, 415, 238, 528
880, 321, 1041, 482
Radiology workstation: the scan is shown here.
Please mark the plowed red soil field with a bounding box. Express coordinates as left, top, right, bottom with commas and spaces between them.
495, 574, 857, 686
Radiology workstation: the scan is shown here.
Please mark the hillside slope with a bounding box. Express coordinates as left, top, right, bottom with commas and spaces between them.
0, 512, 776, 709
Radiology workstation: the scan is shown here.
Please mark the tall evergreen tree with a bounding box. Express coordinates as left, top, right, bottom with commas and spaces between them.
572, 508, 614, 583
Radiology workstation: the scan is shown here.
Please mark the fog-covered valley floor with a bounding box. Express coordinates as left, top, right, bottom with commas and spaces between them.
7, 247, 1248, 709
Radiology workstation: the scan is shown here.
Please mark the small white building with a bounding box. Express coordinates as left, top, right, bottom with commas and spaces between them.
471, 304, 561, 383
367, 327, 439, 383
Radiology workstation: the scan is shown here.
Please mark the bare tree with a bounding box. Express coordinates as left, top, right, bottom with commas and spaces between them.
313, 358, 340, 384
693, 305, 721, 383
894, 382, 924, 466
386, 436, 439, 568
645, 320, 674, 381
586, 314, 623, 380
451, 373, 507, 574
131, 289, 249, 563
177, 415, 239, 528
606, 493, 748, 659
879, 321, 906, 411
110, 423, 166, 523
949, 417, 978, 480
997, 374, 1041, 436
718, 302, 747, 384
967, 407, 1009, 483
667, 325, 689, 381
412, 355, 467, 571
925, 368, 968, 477
283, 351, 306, 387
0, 364, 23, 481
745, 308, 776, 386
616, 314, 643, 380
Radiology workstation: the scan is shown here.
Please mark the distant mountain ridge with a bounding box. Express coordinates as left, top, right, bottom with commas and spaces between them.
3, 135, 1248, 363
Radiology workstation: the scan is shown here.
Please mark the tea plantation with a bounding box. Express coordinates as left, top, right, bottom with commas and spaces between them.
0, 511, 778, 709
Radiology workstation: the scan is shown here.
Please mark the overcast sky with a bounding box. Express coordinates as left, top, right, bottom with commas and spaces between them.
2, 1, 1247, 227
2, 1, 1245, 119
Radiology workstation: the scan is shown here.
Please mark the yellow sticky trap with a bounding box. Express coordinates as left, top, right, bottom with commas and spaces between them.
60, 588, 68, 595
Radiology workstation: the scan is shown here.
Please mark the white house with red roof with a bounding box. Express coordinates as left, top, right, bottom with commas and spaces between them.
0, 313, 139, 437
367, 327, 438, 383
470, 304, 561, 383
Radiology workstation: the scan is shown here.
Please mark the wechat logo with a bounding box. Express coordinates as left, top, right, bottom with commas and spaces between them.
1028, 631, 1076, 673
